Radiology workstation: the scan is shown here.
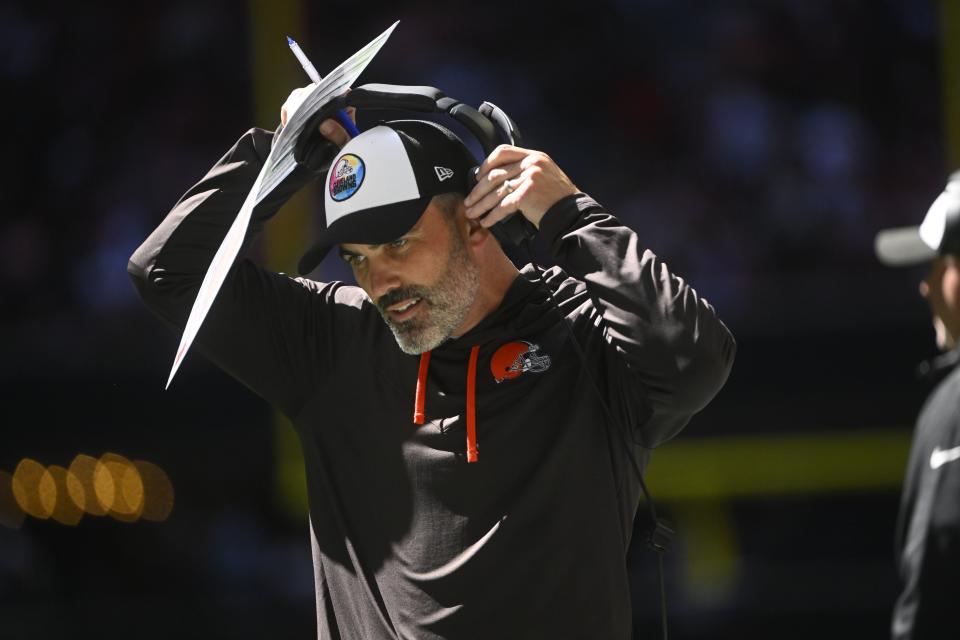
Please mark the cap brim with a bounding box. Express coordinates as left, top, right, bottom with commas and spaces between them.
297, 196, 430, 275
874, 226, 937, 267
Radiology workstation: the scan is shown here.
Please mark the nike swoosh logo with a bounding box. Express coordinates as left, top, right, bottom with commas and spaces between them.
930, 445, 960, 470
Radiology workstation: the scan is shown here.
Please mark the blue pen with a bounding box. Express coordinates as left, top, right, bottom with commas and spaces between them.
287, 36, 361, 138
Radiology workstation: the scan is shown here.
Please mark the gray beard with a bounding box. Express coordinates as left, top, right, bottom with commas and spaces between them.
376, 228, 480, 355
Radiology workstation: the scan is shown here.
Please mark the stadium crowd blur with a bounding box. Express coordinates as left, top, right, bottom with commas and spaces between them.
0, 1, 950, 638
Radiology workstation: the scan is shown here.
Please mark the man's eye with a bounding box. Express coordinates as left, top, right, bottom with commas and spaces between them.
389, 238, 407, 248
343, 254, 365, 267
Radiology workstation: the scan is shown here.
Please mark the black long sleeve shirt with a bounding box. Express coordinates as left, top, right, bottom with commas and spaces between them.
128, 127, 736, 639
893, 358, 960, 640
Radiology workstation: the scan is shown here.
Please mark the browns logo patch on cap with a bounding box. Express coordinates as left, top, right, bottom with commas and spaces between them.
329, 154, 365, 201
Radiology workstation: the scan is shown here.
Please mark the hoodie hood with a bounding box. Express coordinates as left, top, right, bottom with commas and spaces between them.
410, 266, 571, 462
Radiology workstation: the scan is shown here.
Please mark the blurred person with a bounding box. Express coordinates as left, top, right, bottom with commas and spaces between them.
875, 171, 960, 639
127, 86, 735, 638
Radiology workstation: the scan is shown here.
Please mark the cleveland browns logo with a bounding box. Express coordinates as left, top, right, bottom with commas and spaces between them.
490, 341, 552, 383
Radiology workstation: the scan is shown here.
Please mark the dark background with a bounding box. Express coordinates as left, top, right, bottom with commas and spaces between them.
1, 1, 954, 638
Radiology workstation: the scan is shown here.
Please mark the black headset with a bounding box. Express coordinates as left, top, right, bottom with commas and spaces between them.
300, 84, 673, 639
301, 83, 539, 249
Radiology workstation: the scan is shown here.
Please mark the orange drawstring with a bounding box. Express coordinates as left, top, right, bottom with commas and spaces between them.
466, 345, 479, 463
413, 351, 431, 425
412, 346, 480, 463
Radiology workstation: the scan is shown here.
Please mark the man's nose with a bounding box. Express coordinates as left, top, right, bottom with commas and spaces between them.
368, 259, 402, 301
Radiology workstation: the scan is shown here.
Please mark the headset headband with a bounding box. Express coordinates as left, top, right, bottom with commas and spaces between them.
298, 83, 536, 248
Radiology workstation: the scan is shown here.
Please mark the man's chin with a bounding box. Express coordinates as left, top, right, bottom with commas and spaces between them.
387, 321, 447, 355
393, 333, 446, 355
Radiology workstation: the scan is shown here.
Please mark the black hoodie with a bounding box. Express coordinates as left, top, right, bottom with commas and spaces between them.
892, 350, 960, 639
128, 127, 736, 639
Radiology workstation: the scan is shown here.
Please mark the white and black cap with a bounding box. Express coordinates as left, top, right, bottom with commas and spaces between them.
875, 171, 960, 266
298, 119, 477, 275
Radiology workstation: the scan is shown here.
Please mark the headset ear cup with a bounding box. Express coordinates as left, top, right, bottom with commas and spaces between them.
466, 164, 536, 247
468, 166, 480, 190
492, 215, 538, 248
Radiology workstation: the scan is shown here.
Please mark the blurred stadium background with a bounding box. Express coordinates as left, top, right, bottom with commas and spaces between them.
1, 1, 957, 638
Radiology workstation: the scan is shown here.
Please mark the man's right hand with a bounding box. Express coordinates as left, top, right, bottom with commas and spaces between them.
280, 85, 356, 149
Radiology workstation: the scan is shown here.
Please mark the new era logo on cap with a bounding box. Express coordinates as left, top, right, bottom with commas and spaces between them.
434, 166, 454, 182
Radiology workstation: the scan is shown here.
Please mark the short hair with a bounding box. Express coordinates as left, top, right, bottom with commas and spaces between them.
432, 192, 463, 219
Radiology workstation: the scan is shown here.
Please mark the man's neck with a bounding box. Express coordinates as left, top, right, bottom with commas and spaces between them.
451, 250, 520, 338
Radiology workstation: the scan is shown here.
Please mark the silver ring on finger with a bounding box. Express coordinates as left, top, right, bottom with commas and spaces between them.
503, 179, 515, 195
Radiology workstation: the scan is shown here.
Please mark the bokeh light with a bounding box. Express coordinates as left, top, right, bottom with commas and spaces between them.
94, 452, 144, 522
47, 465, 83, 526
68, 454, 107, 516
12, 458, 56, 520
135, 460, 175, 522
0, 470, 26, 529
1, 454, 173, 526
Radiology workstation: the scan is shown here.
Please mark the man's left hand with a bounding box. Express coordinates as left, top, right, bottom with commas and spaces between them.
464, 145, 579, 229
280, 84, 357, 148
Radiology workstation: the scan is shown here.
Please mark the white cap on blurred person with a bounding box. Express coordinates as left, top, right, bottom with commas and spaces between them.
875, 171, 960, 266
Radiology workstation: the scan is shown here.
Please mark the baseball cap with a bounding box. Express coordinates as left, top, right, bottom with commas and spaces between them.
875, 171, 960, 266
297, 119, 477, 275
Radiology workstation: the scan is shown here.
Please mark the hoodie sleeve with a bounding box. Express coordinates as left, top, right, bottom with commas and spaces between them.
127, 127, 361, 418
537, 193, 736, 446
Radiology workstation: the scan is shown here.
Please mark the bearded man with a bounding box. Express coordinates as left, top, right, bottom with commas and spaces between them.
128, 88, 735, 639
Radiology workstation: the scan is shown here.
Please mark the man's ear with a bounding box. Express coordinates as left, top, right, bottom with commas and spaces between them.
454, 198, 486, 246
465, 217, 493, 247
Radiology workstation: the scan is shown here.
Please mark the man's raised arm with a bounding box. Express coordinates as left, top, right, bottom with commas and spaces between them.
128, 101, 362, 416
466, 145, 736, 446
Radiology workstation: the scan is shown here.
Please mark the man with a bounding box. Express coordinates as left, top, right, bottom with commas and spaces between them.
128, 87, 735, 638
876, 172, 960, 639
